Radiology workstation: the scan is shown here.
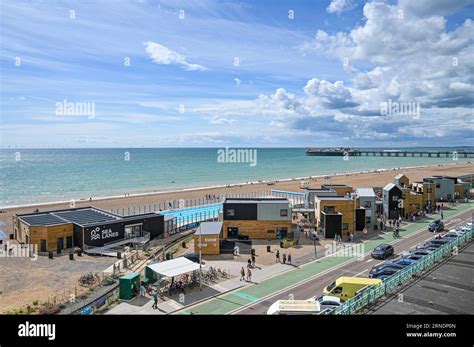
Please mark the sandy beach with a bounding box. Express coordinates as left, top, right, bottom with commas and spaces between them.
1, 161, 473, 235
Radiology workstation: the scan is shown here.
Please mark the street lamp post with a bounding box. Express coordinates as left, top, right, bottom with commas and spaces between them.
199, 230, 202, 290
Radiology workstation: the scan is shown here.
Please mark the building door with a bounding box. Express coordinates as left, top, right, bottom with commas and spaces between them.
276, 227, 288, 240
125, 224, 142, 238
66, 236, 73, 248
57, 237, 64, 252
40, 239, 47, 252
227, 227, 238, 238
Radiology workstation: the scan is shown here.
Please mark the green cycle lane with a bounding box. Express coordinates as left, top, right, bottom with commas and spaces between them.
179, 202, 474, 314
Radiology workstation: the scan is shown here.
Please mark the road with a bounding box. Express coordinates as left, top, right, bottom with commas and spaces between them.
234, 207, 473, 314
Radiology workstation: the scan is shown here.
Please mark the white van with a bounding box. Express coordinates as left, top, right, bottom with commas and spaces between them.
266, 300, 321, 315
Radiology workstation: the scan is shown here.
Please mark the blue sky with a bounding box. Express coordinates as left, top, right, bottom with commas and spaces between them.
1, 0, 473, 148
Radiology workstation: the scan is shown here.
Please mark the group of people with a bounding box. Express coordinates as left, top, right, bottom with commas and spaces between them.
275, 250, 292, 264
240, 267, 252, 282
205, 194, 218, 200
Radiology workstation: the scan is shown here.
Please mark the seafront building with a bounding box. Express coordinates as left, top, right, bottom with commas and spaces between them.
355, 188, 377, 231
13, 207, 173, 254
222, 198, 292, 240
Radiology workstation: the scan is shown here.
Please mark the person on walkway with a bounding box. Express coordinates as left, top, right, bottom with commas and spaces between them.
246, 268, 252, 282
247, 259, 251, 268
240, 267, 245, 281
287, 253, 292, 264
362, 227, 368, 240
441, 211, 444, 219
282, 253, 287, 264
251, 255, 256, 268
151, 289, 158, 309
276, 250, 280, 263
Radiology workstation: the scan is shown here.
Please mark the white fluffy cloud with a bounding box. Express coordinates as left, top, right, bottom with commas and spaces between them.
327, 0, 356, 14
144, 41, 208, 71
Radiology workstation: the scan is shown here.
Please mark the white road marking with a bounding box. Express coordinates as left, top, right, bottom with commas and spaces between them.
366, 259, 374, 263
353, 269, 368, 277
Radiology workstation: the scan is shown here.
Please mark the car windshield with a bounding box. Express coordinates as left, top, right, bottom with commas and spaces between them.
374, 246, 384, 251
326, 281, 337, 292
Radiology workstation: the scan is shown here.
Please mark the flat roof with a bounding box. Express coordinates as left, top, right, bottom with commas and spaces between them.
17, 206, 160, 227
19, 213, 70, 227
224, 198, 289, 204
316, 196, 353, 201
194, 221, 223, 235
321, 184, 352, 187
355, 188, 376, 197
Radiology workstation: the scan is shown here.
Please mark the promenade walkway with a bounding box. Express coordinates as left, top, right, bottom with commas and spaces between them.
177, 202, 474, 314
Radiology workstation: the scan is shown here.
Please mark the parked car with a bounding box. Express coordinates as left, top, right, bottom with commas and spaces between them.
411, 248, 436, 255
182, 252, 200, 263
371, 244, 394, 259
369, 263, 405, 277
428, 239, 450, 246
428, 219, 444, 232
403, 254, 424, 261
391, 258, 418, 266
369, 267, 401, 279
444, 231, 462, 239
310, 295, 342, 312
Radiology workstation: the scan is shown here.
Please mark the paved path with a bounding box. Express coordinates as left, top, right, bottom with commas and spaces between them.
177, 202, 474, 314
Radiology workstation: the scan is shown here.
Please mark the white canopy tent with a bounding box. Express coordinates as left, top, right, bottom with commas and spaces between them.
147, 257, 202, 278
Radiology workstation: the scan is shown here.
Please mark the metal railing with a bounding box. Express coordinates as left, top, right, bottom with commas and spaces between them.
334, 227, 473, 315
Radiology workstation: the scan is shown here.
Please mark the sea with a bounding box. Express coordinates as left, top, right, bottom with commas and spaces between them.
0, 147, 472, 207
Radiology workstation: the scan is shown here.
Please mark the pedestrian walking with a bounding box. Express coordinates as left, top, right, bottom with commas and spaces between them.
247, 259, 251, 268
276, 250, 280, 263
441, 211, 444, 219
246, 268, 252, 282
240, 267, 245, 281
282, 253, 287, 264
251, 255, 256, 267
363, 226, 368, 240
288, 253, 292, 264
151, 289, 158, 309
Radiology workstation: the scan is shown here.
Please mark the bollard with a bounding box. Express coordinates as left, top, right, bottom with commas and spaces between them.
267, 245, 271, 252
117, 251, 122, 259
48, 252, 54, 259
69, 253, 74, 261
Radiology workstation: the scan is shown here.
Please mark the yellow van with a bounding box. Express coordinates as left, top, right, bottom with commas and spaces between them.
323, 277, 382, 302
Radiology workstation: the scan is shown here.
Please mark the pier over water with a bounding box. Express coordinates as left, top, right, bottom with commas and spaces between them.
305, 148, 474, 158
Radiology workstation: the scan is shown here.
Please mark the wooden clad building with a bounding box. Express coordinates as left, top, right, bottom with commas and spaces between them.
315, 196, 355, 237
193, 221, 222, 255
14, 206, 166, 254
222, 198, 292, 240
321, 184, 353, 197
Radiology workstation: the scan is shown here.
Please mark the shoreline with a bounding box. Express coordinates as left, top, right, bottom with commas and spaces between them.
1, 161, 471, 210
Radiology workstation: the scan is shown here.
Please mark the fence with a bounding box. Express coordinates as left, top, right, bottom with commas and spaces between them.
334, 227, 473, 315
109, 189, 273, 216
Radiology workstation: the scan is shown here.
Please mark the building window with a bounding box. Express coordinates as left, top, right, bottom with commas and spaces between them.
392, 196, 399, 201
366, 217, 371, 224
436, 184, 440, 188
280, 209, 288, 217
363, 201, 371, 208
342, 223, 348, 230
226, 209, 235, 217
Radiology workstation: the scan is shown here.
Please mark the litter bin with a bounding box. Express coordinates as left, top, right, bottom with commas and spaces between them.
48, 252, 53, 259
267, 245, 271, 252
117, 251, 122, 259
280, 241, 284, 248
69, 253, 74, 261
